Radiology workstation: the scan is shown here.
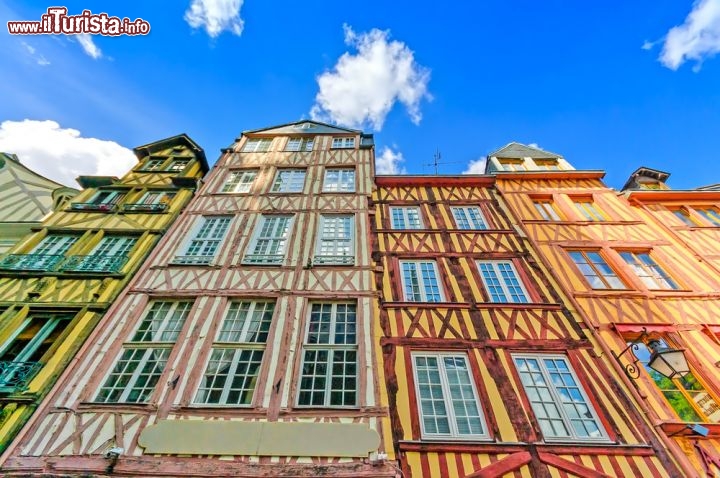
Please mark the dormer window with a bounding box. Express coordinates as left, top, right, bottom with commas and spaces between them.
143, 157, 165, 171
535, 159, 560, 171
498, 159, 526, 172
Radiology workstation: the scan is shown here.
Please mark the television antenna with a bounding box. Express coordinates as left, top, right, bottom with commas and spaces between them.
423, 148, 465, 175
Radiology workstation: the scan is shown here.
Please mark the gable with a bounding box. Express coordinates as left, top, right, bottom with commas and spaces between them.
243, 120, 360, 136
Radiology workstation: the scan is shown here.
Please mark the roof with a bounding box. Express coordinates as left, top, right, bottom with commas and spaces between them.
696, 183, 720, 191
242, 119, 362, 136
0, 152, 80, 223
621, 166, 671, 192
133, 134, 208, 172
488, 142, 561, 159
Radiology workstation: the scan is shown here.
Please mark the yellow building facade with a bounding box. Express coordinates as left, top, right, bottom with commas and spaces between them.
0, 135, 206, 451
491, 144, 720, 476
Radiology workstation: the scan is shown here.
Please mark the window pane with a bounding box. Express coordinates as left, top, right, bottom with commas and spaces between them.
194, 349, 263, 405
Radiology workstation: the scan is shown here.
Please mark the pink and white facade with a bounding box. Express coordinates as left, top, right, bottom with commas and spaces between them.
1, 121, 395, 477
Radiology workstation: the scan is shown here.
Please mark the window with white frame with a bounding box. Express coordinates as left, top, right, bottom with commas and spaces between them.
298, 303, 357, 407
174, 216, 231, 265
533, 200, 562, 221
285, 137, 314, 152
400, 261, 444, 302
0, 314, 71, 390
513, 354, 607, 442
323, 169, 356, 192
243, 215, 293, 265
477, 261, 529, 303
331, 137, 355, 149
451, 206, 488, 230
142, 157, 165, 171
412, 353, 488, 439
270, 169, 306, 193
390, 207, 423, 229
139, 191, 175, 205
242, 138, 272, 153
96, 301, 192, 403
194, 300, 274, 405
166, 159, 190, 172
315, 215, 354, 265
618, 251, 679, 290
222, 170, 258, 193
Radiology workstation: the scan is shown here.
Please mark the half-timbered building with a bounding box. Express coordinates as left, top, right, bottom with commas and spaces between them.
0, 121, 395, 477
0, 135, 207, 452
373, 172, 682, 477
490, 143, 720, 476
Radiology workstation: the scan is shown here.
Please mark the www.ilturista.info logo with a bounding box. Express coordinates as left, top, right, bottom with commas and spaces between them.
7, 7, 150, 35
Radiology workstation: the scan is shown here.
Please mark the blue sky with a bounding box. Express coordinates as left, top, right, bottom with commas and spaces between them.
1, 0, 719, 189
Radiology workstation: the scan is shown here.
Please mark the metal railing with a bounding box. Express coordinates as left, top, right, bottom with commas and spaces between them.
0, 254, 65, 271
0, 361, 42, 393
122, 203, 168, 213
313, 255, 355, 265
242, 254, 285, 265
60, 254, 129, 273
171, 255, 215, 265
70, 203, 116, 212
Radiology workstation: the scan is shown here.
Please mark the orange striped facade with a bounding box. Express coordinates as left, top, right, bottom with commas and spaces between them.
494, 170, 720, 476
372, 176, 680, 477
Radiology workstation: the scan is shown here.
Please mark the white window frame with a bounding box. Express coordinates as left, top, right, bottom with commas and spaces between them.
400, 260, 445, 302
297, 302, 357, 407
166, 159, 190, 172
17, 234, 79, 270
314, 215, 354, 265
138, 191, 175, 205
174, 216, 231, 265
193, 300, 274, 406
476, 260, 530, 303
534, 200, 561, 221
512, 353, 609, 443
331, 137, 355, 149
618, 251, 679, 290
451, 206, 488, 230
390, 207, 423, 229
572, 198, 606, 221
285, 137, 314, 152
243, 215, 294, 265
322, 169, 356, 193
242, 138, 272, 153
95, 301, 193, 403
142, 157, 165, 171
412, 352, 489, 440
222, 170, 258, 193
270, 169, 306, 193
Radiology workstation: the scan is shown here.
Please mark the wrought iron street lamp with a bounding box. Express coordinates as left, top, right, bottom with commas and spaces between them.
613, 328, 690, 381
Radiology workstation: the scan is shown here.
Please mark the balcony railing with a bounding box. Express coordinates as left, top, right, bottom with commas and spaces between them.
0, 254, 65, 271
0, 361, 42, 393
60, 254, 129, 273
172, 255, 215, 265
122, 203, 168, 213
0, 254, 128, 273
242, 254, 284, 265
70, 203, 116, 212
313, 255, 355, 265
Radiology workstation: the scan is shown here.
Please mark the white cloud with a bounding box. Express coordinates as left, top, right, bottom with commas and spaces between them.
310, 24, 431, 131
0, 120, 136, 187
185, 0, 244, 38
641, 40, 655, 50
659, 0, 720, 70
20, 41, 50, 66
75, 34, 102, 59
376, 146, 406, 174
462, 157, 487, 175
